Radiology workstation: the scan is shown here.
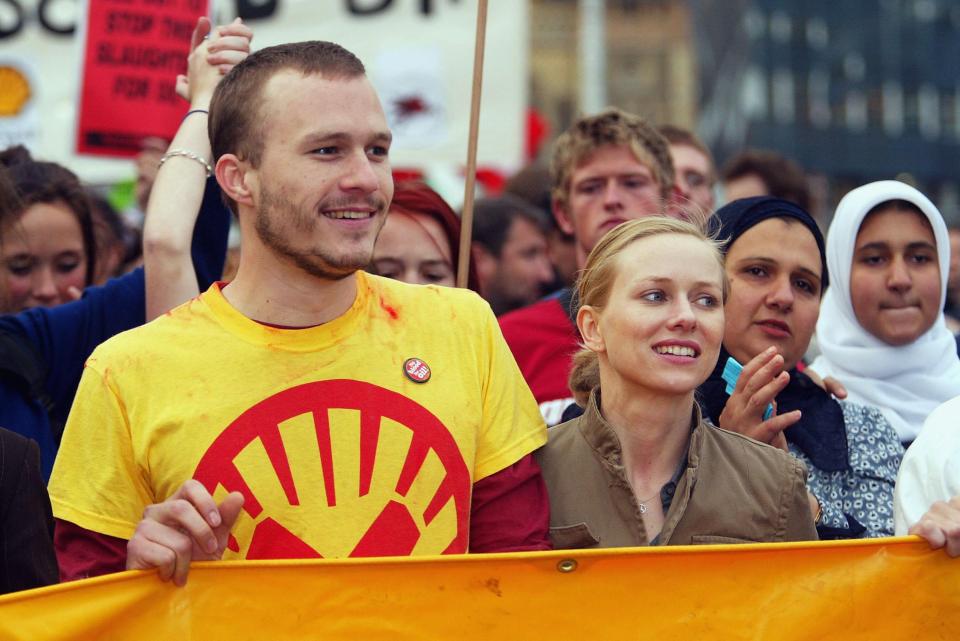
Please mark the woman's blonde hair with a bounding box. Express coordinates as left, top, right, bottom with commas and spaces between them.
567, 216, 726, 404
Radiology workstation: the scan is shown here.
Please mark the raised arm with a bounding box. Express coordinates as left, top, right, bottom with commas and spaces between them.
143, 18, 251, 319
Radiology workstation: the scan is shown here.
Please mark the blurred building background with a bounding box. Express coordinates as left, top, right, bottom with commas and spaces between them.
527, 0, 960, 222
5, 0, 960, 222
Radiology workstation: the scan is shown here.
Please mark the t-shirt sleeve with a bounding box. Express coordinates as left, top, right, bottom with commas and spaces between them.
468, 453, 550, 552
54, 518, 127, 581
472, 301, 547, 481
48, 358, 154, 541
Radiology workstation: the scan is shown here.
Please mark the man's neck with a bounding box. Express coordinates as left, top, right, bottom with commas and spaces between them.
223, 254, 359, 328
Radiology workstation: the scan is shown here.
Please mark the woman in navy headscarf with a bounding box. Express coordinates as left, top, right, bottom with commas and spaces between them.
699, 196, 903, 539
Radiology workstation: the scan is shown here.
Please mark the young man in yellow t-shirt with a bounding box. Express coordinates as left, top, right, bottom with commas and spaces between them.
49, 37, 548, 585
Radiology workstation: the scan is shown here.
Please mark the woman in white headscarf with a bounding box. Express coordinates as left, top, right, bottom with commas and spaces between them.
809, 180, 960, 444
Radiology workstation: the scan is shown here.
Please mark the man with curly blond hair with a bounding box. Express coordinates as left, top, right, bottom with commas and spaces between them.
500, 108, 683, 425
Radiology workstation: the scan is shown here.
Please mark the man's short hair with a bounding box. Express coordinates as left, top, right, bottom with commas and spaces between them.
721, 149, 810, 212
658, 124, 715, 181
550, 108, 674, 212
209, 41, 366, 168
472, 195, 550, 256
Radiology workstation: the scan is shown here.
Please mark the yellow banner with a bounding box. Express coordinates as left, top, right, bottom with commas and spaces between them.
0, 537, 956, 640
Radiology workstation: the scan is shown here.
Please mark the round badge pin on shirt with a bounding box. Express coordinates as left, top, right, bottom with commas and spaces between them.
403, 358, 431, 383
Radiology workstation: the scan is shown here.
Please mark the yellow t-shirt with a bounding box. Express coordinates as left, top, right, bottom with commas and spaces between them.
49, 273, 546, 559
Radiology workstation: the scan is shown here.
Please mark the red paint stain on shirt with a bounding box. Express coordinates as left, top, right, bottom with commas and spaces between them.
379, 296, 399, 320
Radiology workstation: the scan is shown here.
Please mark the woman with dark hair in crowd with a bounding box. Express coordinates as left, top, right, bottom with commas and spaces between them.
0, 146, 97, 312
537, 216, 817, 548
0, 17, 250, 481
699, 196, 904, 539
0, 165, 59, 594
369, 180, 480, 291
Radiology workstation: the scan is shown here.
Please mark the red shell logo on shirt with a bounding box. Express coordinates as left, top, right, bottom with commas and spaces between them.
193, 379, 470, 559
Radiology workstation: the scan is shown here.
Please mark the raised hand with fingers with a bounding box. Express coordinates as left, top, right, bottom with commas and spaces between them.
126, 479, 244, 586
175, 17, 253, 104
718, 346, 801, 449
144, 17, 252, 319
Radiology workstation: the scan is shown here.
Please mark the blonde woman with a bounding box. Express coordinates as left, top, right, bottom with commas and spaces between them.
536, 217, 817, 548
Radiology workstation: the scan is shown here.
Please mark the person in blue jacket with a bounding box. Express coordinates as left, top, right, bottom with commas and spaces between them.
0, 17, 252, 480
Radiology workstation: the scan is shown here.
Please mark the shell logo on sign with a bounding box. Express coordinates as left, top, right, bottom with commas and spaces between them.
0, 66, 31, 117
193, 379, 472, 560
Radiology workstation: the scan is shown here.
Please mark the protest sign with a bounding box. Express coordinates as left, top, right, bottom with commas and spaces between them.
0, 0, 525, 183
75, 0, 210, 157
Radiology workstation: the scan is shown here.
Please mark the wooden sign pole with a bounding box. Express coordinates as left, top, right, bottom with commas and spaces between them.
456, 0, 489, 289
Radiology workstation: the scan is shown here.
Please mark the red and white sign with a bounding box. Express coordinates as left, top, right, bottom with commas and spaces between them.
75, 0, 210, 157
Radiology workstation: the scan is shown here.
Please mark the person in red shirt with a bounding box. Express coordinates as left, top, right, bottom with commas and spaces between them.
499, 109, 688, 425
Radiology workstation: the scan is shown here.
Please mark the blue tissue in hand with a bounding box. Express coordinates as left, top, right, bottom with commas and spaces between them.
721, 356, 774, 420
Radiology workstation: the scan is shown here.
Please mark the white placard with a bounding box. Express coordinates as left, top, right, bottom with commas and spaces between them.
0, 0, 527, 184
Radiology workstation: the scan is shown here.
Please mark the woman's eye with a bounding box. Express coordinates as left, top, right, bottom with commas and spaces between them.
694, 294, 718, 307
6, 259, 32, 277
910, 252, 934, 264
794, 279, 816, 295
423, 270, 452, 283
370, 262, 400, 279
860, 254, 884, 266
642, 291, 665, 302
56, 259, 81, 274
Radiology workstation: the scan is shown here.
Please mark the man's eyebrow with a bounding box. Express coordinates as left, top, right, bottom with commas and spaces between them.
575, 171, 649, 183
302, 131, 348, 144
300, 131, 393, 145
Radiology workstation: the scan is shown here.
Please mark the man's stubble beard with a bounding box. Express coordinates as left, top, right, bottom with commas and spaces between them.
254, 185, 383, 281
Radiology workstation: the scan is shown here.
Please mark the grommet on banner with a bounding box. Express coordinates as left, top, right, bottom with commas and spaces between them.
556, 559, 578, 573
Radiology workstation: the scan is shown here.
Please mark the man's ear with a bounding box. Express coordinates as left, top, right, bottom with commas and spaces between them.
577, 305, 605, 354
552, 195, 576, 236
215, 154, 255, 208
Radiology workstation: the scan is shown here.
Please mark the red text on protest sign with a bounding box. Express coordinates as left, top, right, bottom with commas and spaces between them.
76, 0, 208, 157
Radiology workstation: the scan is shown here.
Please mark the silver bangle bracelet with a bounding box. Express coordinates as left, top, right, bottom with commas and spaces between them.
158, 148, 212, 177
